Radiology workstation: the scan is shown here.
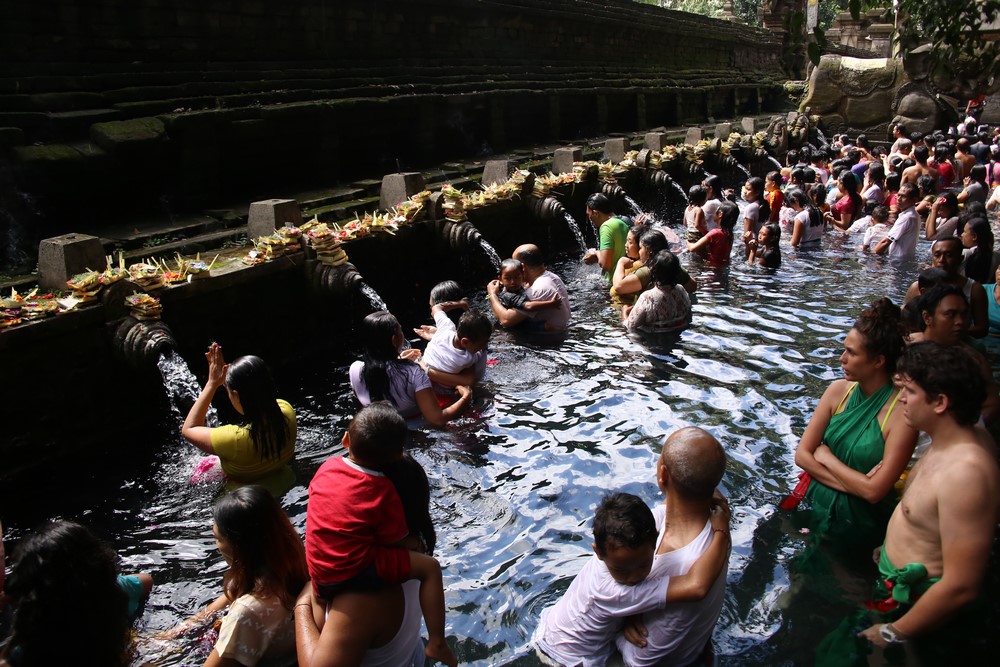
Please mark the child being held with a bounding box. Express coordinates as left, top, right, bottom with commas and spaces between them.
305, 402, 456, 666
684, 185, 709, 242
533, 492, 730, 667
859, 205, 891, 252
421, 300, 491, 396
496, 259, 561, 311
747, 223, 782, 269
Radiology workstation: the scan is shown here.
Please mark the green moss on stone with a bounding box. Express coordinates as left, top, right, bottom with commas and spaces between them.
90, 117, 166, 151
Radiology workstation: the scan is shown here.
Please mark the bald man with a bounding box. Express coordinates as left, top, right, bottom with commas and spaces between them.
616, 427, 730, 667
486, 244, 570, 332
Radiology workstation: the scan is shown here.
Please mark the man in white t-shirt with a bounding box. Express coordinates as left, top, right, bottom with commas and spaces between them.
616, 427, 730, 667
874, 182, 919, 259
487, 244, 570, 332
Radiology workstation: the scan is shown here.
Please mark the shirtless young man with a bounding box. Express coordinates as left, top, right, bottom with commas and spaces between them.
900, 145, 938, 187
859, 342, 1000, 648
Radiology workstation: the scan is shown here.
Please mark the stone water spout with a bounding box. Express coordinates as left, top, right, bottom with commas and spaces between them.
112, 316, 176, 371
305, 259, 363, 298
525, 195, 569, 224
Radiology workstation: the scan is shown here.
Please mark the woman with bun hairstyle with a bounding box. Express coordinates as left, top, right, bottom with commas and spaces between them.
791, 299, 918, 547
183, 347, 296, 485
350, 311, 470, 427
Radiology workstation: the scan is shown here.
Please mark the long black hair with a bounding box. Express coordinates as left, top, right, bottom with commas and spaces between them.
360, 311, 417, 407
963, 217, 994, 284
839, 171, 863, 215
213, 486, 308, 609
225, 355, 289, 461
383, 453, 437, 555
3, 521, 131, 667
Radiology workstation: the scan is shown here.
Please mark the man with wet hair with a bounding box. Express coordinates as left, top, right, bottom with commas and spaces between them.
902, 237, 988, 338
901, 145, 938, 186
859, 342, 999, 649
583, 192, 629, 281
909, 284, 999, 423
486, 243, 570, 332
616, 427, 730, 667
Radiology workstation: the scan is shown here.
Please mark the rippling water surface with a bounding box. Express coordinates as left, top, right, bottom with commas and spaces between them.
4, 233, 999, 665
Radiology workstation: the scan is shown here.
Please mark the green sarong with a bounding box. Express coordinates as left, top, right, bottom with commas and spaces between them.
806, 382, 897, 545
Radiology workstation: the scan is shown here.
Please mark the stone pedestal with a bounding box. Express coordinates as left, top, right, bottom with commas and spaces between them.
644, 132, 669, 151
867, 24, 894, 57
248, 199, 303, 238
715, 122, 732, 140
482, 159, 517, 187
552, 146, 582, 174
379, 172, 426, 211
603, 137, 629, 163
38, 233, 106, 290
741, 117, 758, 134
634, 149, 652, 169
684, 127, 703, 145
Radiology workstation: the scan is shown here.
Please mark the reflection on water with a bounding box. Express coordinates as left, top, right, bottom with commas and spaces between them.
3, 234, 999, 666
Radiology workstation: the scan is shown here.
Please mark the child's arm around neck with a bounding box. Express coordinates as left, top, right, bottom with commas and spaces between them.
663, 498, 731, 602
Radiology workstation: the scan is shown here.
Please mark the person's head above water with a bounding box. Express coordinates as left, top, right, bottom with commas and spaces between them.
592, 492, 657, 585
514, 244, 547, 277
895, 341, 985, 428
345, 401, 407, 469
930, 237, 963, 276
848, 298, 906, 377
499, 258, 525, 292
918, 284, 968, 346
225, 355, 288, 461
657, 427, 726, 502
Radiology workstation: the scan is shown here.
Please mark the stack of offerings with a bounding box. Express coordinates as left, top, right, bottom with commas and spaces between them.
305, 223, 349, 267
99, 255, 127, 286
128, 262, 165, 290
66, 270, 103, 303
125, 292, 163, 320
441, 184, 467, 221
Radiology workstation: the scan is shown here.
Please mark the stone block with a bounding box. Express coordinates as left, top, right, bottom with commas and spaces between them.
714, 122, 732, 140
634, 149, 652, 168
90, 117, 166, 154
552, 146, 582, 175
482, 159, 517, 187
603, 137, 629, 163
741, 117, 757, 134
38, 233, 106, 290
684, 127, 703, 145
248, 199, 303, 238
644, 132, 669, 151
379, 172, 426, 210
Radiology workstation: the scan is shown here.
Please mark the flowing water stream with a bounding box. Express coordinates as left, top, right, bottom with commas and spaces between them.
3, 232, 999, 665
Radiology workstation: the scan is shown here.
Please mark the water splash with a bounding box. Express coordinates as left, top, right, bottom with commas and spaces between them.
563, 212, 588, 251
767, 156, 783, 171
624, 195, 643, 218
669, 178, 688, 202
479, 238, 502, 273
815, 128, 828, 144
360, 282, 388, 312
157, 350, 219, 426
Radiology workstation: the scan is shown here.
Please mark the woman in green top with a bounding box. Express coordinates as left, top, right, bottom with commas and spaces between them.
793, 298, 918, 547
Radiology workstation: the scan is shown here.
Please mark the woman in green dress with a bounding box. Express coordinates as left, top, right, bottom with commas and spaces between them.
793, 298, 918, 547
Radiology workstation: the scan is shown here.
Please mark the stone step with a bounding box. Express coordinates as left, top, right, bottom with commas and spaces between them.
115, 227, 251, 264
301, 196, 381, 223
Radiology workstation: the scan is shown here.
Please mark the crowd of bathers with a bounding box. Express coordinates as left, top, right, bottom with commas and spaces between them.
2, 118, 1000, 667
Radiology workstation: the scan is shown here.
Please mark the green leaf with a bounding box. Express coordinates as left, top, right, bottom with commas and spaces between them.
808, 42, 822, 67
814, 26, 827, 49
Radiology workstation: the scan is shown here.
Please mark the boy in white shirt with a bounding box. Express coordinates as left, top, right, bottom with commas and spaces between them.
860, 205, 891, 252
421, 301, 490, 395
533, 492, 730, 667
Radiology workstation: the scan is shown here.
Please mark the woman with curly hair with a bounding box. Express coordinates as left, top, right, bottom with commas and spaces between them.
1, 521, 132, 667
791, 299, 918, 547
